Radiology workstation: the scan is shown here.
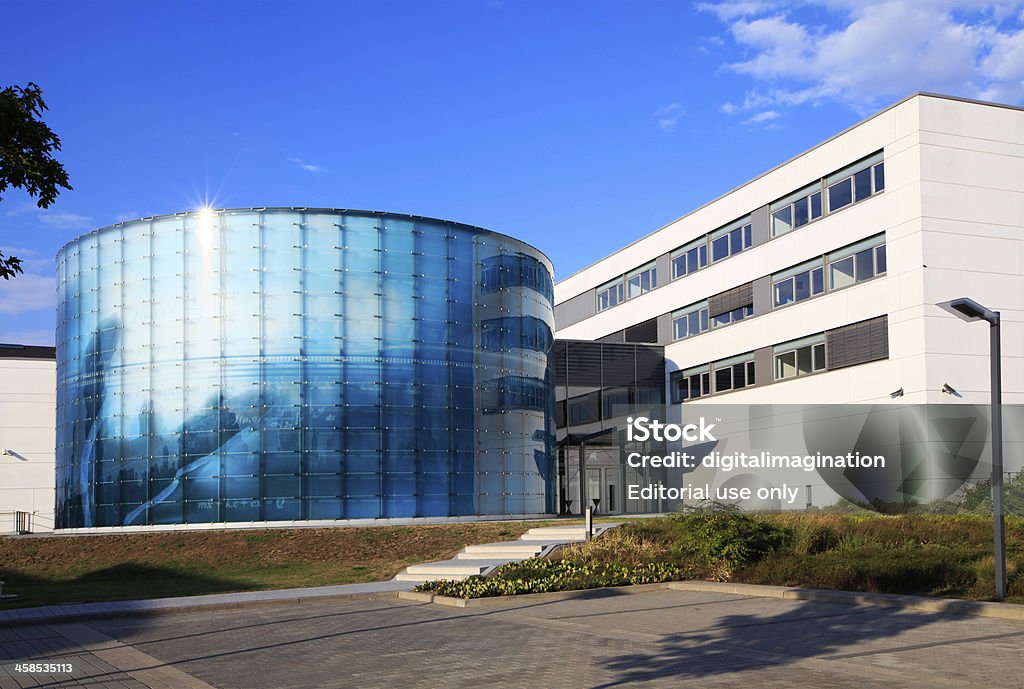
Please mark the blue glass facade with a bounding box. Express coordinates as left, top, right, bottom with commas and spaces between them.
55, 209, 554, 527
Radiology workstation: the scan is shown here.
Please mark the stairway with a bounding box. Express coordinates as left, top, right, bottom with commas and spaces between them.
394, 523, 618, 583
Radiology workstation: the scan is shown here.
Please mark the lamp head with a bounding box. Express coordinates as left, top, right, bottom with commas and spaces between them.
938, 297, 999, 324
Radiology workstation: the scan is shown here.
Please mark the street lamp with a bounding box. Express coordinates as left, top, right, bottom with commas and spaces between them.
938, 297, 1006, 601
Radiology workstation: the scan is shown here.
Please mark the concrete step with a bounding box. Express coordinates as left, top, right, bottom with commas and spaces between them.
395, 557, 515, 583
519, 524, 620, 541
460, 542, 546, 557
520, 530, 586, 541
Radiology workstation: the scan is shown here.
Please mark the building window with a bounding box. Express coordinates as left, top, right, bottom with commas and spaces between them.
671, 365, 710, 403
828, 235, 886, 290
671, 301, 709, 341
771, 183, 823, 237
625, 263, 657, 299
712, 304, 753, 328
711, 221, 752, 262
670, 238, 708, 280
827, 155, 884, 213
773, 260, 825, 307
596, 278, 624, 312
712, 355, 756, 393
774, 335, 826, 380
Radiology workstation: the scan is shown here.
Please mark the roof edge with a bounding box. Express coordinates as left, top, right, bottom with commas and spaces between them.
554, 91, 1023, 295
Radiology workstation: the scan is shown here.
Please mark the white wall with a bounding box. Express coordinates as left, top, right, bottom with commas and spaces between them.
0, 357, 56, 532
916, 97, 1024, 405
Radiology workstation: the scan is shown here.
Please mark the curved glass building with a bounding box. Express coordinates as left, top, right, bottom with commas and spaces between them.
55, 208, 555, 528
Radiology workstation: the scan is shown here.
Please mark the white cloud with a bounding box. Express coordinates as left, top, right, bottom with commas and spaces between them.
4, 203, 93, 230
0, 273, 56, 316
696, 0, 776, 21
742, 109, 781, 125
288, 157, 326, 173
37, 211, 93, 230
654, 102, 686, 131
703, 1, 1024, 113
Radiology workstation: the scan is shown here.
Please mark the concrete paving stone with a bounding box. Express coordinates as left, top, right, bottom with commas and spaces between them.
3, 587, 1024, 688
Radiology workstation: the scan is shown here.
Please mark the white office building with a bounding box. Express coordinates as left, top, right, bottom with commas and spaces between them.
555, 93, 1024, 408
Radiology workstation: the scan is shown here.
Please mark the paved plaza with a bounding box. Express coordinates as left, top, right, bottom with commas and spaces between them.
2, 589, 1024, 688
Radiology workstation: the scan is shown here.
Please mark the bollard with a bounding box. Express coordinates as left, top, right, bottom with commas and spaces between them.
585, 506, 593, 542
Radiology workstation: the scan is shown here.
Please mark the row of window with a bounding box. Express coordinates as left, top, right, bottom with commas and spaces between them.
670, 325, 872, 403
671, 354, 756, 403
596, 263, 657, 311
671, 301, 754, 341
771, 153, 884, 237
773, 234, 886, 308
667, 234, 885, 344
671, 220, 754, 281
594, 152, 885, 313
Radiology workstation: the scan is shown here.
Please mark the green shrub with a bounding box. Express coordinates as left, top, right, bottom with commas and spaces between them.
669, 512, 790, 567
414, 558, 690, 599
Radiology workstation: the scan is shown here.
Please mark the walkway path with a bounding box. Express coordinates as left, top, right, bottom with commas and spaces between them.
4, 588, 1023, 688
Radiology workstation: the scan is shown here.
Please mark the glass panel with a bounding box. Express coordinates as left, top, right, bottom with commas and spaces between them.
875, 245, 886, 274
810, 192, 822, 219
797, 346, 813, 375
811, 268, 824, 295
854, 168, 873, 201
626, 274, 642, 299
732, 362, 746, 389
774, 279, 794, 306
715, 367, 732, 392
776, 351, 796, 379
813, 343, 826, 371
828, 178, 852, 212
855, 248, 875, 281
672, 255, 686, 279
794, 271, 810, 301
793, 197, 808, 227
700, 372, 710, 397
874, 163, 885, 192
729, 228, 741, 253
712, 235, 729, 261
830, 256, 856, 289
772, 206, 793, 236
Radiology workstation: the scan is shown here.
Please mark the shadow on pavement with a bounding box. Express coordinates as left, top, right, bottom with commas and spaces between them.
593, 597, 976, 687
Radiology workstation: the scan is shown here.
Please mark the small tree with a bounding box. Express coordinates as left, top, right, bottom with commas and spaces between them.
0, 82, 72, 279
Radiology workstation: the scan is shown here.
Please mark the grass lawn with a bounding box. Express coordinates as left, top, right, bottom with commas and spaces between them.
420, 513, 1024, 602
0, 520, 570, 609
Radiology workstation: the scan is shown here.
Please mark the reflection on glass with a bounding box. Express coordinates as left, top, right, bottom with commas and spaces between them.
56, 209, 555, 527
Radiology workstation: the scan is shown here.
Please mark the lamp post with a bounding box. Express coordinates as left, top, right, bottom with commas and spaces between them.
938, 297, 1006, 601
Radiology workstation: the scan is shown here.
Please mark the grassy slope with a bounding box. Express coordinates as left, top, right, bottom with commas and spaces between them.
567, 514, 1024, 602
0, 521, 563, 609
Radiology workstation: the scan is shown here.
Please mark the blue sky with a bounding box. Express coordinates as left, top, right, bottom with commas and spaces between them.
2, 0, 1023, 345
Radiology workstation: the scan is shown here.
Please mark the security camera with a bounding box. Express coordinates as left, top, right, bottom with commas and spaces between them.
941, 383, 962, 397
